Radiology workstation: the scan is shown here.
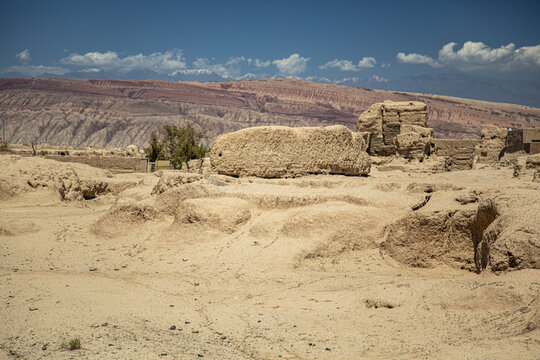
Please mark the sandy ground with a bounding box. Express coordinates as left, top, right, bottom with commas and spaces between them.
0, 154, 539, 359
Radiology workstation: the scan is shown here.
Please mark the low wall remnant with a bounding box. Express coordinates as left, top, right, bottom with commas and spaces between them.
210, 125, 370, 178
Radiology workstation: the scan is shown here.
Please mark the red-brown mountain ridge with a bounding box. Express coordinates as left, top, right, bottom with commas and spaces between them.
1, 77, 539, 148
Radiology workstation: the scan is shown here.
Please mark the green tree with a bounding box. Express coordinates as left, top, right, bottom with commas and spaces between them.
144, 131, 164, 162
160, 122, 210, 169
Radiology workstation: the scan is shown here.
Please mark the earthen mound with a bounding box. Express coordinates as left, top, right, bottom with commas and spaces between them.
0, 219, 39, 236
151, 172, 204, 195
0, 179, 27, 200
172, 197, 251, 234
475, 196, 540, 271
154, 183, 217, 216
382, 209, 477, 270
0, 154, 130, 201
382, 189, 540, 272
210, 125, 370, 178
93, 198, 161, 237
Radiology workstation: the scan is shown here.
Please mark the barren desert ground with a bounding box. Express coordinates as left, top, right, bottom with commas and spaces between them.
1, 154, 539, 359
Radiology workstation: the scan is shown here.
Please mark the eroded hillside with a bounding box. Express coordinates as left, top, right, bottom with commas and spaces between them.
1, 77, 539, 148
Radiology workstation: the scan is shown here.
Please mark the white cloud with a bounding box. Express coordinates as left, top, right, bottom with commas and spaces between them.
254, 59, 271, 68
192, 58, 241, 79
397, 52, 442, 67
320, 59, 358, 71
381, 62, 391, 68
357, 57, 376, 68
166, 56, 272, 80
370, 75, 388, 82
225, 56, 247, 66
272, 54, 310, 76
60, 50, 186, 74
80, 68, 102, 73
398, 41, 540, 71
241, 73, 258, 80
169, 69, 212, 76
304, 76, 332, 83
513, 45, 540, 67
319, 57, 376, 71
16, 49, 31, 64
5, 65, 69, 76
438, 41, 515, 69
334, 77, 361, 84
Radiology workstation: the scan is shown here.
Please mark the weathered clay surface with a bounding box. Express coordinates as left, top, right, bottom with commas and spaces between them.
0, 154, 135, 201
210, 125, 370, 177
382, 209, 477, 270
475, 195, 540, 272
475, 125, 507, 164
431, 139, 480, 170
357, 101, 431, 157
396, 125, 433, 160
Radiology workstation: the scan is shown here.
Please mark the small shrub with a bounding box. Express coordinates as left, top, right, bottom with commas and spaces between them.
38, 150, 48, 156
69, 338, 81, 350
61, 338, 81, 350
0, 143, 9, 152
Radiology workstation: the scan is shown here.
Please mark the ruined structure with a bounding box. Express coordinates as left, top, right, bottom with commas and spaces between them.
475, 125, 508, 164
431, 139, 480, 170
210, 125, 370, 178
356, 101, 539, 170
357, 101, 431, 160
506, 128, 540, 154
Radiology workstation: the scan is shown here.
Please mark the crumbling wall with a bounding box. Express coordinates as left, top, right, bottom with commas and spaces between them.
44, 155, 141, 173
506, 129, 523, 153
357, 101, 430, 159
431, 139, 480, 171
475, 125, 507, 164
523, 128, 540, 154
210, 125, 370, 178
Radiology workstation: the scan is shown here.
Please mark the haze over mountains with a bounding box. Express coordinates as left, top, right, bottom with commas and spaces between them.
1, 77, 539, 148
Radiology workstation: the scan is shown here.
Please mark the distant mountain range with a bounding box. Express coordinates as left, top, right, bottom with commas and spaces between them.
3, 70, 539, 108
358, 73, 540, 108
0, 77, 539, 148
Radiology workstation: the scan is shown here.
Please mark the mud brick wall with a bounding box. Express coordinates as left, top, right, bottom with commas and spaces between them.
506, 129, 523, 153
45, 155, 141, 173
431, 139, 480, 171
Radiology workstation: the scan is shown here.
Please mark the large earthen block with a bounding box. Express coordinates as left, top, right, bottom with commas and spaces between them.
398, 111, 428, 126
357, 104, 383, 134
382, 122, 401, 145
476, 125, 507, 164
396, 125, 433, 160
358, 100, 430, 157
381, 101, 427, 112
210, 125, 371, 178
353, 132, 371, 152
382, 109, 400, 121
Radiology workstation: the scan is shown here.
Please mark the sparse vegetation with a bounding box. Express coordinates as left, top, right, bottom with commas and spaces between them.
60, 338, 81, 350
39, 150, 49, 156
0, 142, 9, 152
69, 338, 81, 350
144, 131, 164, 162
144, 121, 210, 169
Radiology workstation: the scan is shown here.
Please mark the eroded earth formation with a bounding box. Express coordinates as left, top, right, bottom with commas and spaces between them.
1, 100, 539, 359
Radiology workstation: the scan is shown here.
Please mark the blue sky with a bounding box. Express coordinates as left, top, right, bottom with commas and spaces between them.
1, 0, 539, 104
